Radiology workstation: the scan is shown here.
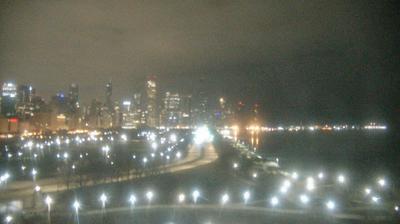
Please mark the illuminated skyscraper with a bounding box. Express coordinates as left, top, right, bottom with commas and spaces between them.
67, 83, 80, 129
179, 94, 192, 127
68, 84, 79, 103
105, 81, 113, 110
161, 92, 181, 127
18, 85, 35, 104
1, 82, 17, 117
16, 85, 36, 119
145, 76, 157, 127
68, 83, 80, 112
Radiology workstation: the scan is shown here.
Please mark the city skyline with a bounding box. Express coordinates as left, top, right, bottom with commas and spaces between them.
1, 1, 399, 223
1, 0, 399, 124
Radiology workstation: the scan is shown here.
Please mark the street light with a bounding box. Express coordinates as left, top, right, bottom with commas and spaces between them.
45, 196, 53, 224
378, 178, 386, 188
35, 185, 41, 192
176, 151, 182, 159
337, 174, 346, 184
31, 168, 38, 180
364, 187, 372, 196
146, 191, 154, 203
5, 215, 12, 223
291, 172, 299, 180
73, 200, 80, 211
170, 134, 177, 143
243, 191, 250, 204
299, 194, 310, 204
270, 196, 279, 207
102, 145, 110, 155
178, 193, 186, 203
371, 196, 380, 204
326, 200, 335, 211
192, 190, 200, 203
280, 179, 291, 194
73, 200, 80, 224
221, 193, 229, 205
120, 134, 128, 141
151, 142, 158, 150
128, 194, 137, 207
99, 193, 108, 208
306, 177, 315, 191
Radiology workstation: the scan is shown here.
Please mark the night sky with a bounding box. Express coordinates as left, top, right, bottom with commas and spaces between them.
1, 0, 399, 124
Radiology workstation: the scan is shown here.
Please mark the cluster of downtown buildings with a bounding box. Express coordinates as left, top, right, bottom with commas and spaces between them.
0, 77, 252, 136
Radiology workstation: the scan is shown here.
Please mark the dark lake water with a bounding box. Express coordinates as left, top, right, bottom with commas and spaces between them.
243, 130, 400, 184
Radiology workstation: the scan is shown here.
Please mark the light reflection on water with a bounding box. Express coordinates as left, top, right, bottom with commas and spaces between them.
238, 130, 398, 183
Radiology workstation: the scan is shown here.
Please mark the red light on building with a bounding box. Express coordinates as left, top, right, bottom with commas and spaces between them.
8, 118, 18, 123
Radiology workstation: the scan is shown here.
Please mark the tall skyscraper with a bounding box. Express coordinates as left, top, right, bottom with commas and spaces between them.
68, 84, 79, 103
1, 82, 17, 117
179, 94, 192, 127
16, 85, 36, 119
192, 77, 209, 124
18, 85, 35, 104
161, 92, 181, 127
146, 76, 157, 127
68, 83, 80, 112
105, 81, 113, 110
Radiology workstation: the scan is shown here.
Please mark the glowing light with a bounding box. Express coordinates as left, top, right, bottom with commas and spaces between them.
252, 172, 258, 179
178, 193, 186, 203
151, 142, 158, 150
280, 179, 291, 194
45, 195, 53, 207
31, 168, 38, 177
170, 134, 177, 143
364, 188, 371, 195
146, 191, 154, 202
102, 145, 110, 154
192, 190, 200, 203
221, 193, 229, 205
120, 134, 128, 141
378, 178, 386, 187
99, 193, 108, 208
194, 126, 214, 145
395, 205, 399, 212
306, 177, 315, 191
371, 196, 380, 204
35, 185, 41, 192
243, 191, 250, 204
5, 215, 12, 223
73, 200, 80, 211
318, 172, 324, 180
291, 172, 299, 180
326, 200, 335, 210
233, 162, 239, 169
129, 194, 137, 206
0, 172, 10, 183
337, 174, 346, 184
300, 194, 310, 204
270, 196, 279, 207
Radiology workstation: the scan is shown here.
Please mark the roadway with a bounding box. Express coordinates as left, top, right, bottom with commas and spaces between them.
0, 143, 218, 203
